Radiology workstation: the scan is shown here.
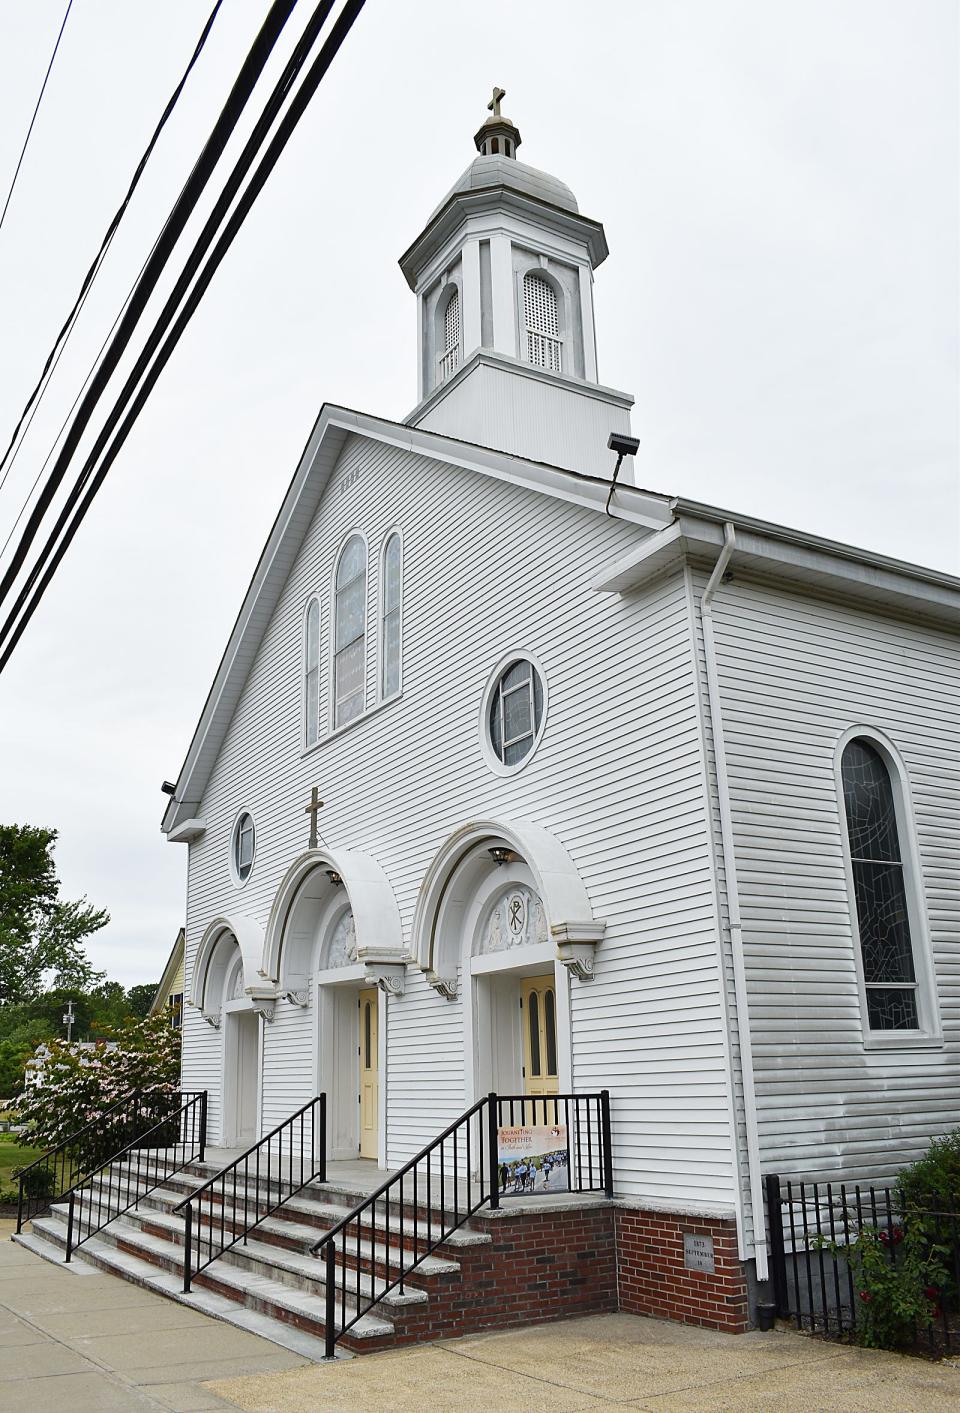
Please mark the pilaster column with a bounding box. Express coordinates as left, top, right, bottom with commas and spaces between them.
490, 234, 516, 357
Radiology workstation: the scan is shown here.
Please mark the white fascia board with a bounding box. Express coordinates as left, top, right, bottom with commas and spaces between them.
162, 404, 674, 834
594, 505, 960, 626
166, 818, 206, 844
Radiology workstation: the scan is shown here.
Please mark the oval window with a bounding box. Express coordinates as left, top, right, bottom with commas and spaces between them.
232, 812, 255, 884
487, 659, 545, 769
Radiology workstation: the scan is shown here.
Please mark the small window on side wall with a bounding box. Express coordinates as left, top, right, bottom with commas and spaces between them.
232, 812, 255, 885
381, 532, 401, 699
840, 736, 934, 1036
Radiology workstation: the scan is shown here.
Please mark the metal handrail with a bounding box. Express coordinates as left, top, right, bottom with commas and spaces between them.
174, 1094, 326, 1293
65, 1090, 207, 1261
15, 1087, 189, 1233
314, 1089, 612, 1359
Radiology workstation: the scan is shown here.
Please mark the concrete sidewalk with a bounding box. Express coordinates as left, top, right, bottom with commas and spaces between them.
0, 1223, 304, 1411
1, 1222, 958, 1412
210, 1315, 960, 1412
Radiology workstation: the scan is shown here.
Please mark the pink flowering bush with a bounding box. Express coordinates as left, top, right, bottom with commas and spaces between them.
12, 1014, 181, 1170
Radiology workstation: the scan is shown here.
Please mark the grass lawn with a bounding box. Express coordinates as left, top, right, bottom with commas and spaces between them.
0, 1133, 44, 1187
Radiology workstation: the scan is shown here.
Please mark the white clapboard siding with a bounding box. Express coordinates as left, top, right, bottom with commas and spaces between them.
181, 434, 739, 1208
699, 568, 960, 1188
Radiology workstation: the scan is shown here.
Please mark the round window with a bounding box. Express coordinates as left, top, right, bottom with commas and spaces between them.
232, 812, 256, 884
487, 659, 545, 769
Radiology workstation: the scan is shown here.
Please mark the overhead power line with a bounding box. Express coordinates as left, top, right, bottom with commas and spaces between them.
0, 0, 368, 673
0, 0, 226, 504
0, 0, 300, 615
0, 0, 74, 237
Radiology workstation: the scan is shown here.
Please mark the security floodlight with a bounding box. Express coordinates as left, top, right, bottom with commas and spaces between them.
605, 431, 640, 516
160, 780, 176, 795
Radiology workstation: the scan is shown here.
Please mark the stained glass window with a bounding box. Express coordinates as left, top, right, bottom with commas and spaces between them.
841, 739, 918, 1031
304, 598, 320, 747
334, 535, 366, 729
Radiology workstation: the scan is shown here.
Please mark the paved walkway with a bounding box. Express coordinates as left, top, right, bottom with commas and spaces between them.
1, 1222, 958, 1411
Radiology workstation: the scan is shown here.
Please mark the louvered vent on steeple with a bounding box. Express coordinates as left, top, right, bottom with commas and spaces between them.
523, 273, 561, 371
438, 288, 461, 382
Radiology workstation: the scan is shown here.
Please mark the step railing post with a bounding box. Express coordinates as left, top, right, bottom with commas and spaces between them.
15, 1173, 24, 1234
198, 1091, 207, 1162
600, 1089, 614, 1198
65, 1189, 75, 1263
486, 1093, 499, 1209
764, 1173, 789, 1317
183, 1201, 193, 1293
323, 1239, 336, 1359
318, 1094, 327, 1183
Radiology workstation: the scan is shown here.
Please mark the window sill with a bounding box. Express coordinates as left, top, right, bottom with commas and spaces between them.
861, 1031, 944, 1053
302, 691, 402, 757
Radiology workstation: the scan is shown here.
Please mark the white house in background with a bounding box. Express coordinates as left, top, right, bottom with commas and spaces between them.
162, 96, 960, 1298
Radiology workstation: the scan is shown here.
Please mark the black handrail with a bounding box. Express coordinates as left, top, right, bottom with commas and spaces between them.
174, 1095, 326, 1293
16, 1087, 189, 1233
65, 1090, 207, 1260
314, 1089, 612, 1359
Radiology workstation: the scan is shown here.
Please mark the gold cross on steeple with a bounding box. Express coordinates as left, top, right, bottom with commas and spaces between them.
487, 86, 506, 118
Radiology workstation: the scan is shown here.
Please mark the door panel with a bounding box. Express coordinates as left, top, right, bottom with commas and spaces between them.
520, 974, 559, 1099
359, 987, 379, 1159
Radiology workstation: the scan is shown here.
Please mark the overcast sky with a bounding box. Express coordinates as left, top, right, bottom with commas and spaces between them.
0, 1, 956, 987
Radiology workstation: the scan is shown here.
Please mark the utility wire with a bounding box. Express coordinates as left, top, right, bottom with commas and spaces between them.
0, 0, 300, 615
0, 0, 366, 672
0, 0, 74, 237
0, 0, 226, 503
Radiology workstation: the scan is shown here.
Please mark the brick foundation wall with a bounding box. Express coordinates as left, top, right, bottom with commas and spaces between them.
615, 1208, 749, 1333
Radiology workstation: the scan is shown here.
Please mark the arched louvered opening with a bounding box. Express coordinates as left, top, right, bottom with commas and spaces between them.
524, 272, 561, 371
438, 287, 461, 383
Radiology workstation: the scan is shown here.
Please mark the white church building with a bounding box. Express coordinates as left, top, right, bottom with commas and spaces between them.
162, 95, 960, 1327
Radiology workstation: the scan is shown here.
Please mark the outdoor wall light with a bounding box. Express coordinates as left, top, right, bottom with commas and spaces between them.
488, 846, 514, 866
325, 869, 343, 887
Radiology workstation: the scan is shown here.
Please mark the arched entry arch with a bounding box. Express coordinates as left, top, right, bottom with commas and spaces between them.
411, 820, 604, 1104
191, 915, 265, 1147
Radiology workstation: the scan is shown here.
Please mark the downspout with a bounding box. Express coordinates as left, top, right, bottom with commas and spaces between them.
700, 522, 768, 1282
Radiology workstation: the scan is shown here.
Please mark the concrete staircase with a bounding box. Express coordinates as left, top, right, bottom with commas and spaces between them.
14, 1156, 493, 1359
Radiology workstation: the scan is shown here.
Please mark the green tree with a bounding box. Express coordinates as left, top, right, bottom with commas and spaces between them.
125, 983, 160, 1020
0, 825, 109, 1005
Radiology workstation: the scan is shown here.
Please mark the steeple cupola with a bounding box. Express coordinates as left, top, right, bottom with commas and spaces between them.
473, 86, 521, 159
400, 92, 634, 477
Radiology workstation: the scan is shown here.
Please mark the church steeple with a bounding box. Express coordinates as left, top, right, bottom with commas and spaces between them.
473, 86, 521, 159
399, 94, 634, 477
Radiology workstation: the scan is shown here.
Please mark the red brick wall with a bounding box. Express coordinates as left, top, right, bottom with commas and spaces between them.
615, 1208, 749, 1333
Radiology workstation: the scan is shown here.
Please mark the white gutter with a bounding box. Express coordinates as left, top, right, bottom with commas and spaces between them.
700, 522, 769, 1282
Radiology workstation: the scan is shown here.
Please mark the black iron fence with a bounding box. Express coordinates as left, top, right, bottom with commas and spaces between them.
176, 1095, 326, 1293
765, 1172, 960, 1355
16, 1088, 195, 1232
65, 1091, 207, 1260
313, 1090, 612, 1359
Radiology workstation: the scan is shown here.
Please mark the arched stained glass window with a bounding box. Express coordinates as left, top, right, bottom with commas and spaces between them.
524, 272, 561, 371
381, 532, 401, 699
304, 598, 320, 747
841, 738, 919, 1031
333, 535, 366, 729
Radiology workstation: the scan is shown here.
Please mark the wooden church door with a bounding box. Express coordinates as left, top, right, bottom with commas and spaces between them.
520, 975, 559, 1098
358, 987, 379, 1159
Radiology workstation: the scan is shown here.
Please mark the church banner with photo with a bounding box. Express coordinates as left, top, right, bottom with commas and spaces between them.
497, 1123, 570, 1197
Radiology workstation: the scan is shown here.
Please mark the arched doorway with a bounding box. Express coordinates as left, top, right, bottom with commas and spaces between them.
191, 922, 262, 1147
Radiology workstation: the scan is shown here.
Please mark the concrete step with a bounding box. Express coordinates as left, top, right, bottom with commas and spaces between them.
28, 1212, 396, 1347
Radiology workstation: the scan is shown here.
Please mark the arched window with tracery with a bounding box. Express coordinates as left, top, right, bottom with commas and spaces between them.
438, 287, 460, 383
840, 737, 926, 1032
333, 535, 366, 729
524, 272, 561, 371
380, 532, 402, 700
303, 597, 320, 747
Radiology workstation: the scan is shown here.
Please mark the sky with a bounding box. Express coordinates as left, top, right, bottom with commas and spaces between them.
0, 1, 956, 987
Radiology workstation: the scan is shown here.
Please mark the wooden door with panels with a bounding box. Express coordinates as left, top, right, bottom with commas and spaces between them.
520, 974, 559, 1099
358, 987, 379, 1159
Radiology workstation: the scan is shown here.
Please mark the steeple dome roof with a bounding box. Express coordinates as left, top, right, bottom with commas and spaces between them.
428, 154, 580, 223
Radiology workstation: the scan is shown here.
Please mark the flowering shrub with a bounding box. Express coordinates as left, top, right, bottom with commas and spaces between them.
11, 1014, 181, 1170
816, 1220, 951, 1350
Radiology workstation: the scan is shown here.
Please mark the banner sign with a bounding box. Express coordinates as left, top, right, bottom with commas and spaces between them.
496, 1123, 569, 1196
